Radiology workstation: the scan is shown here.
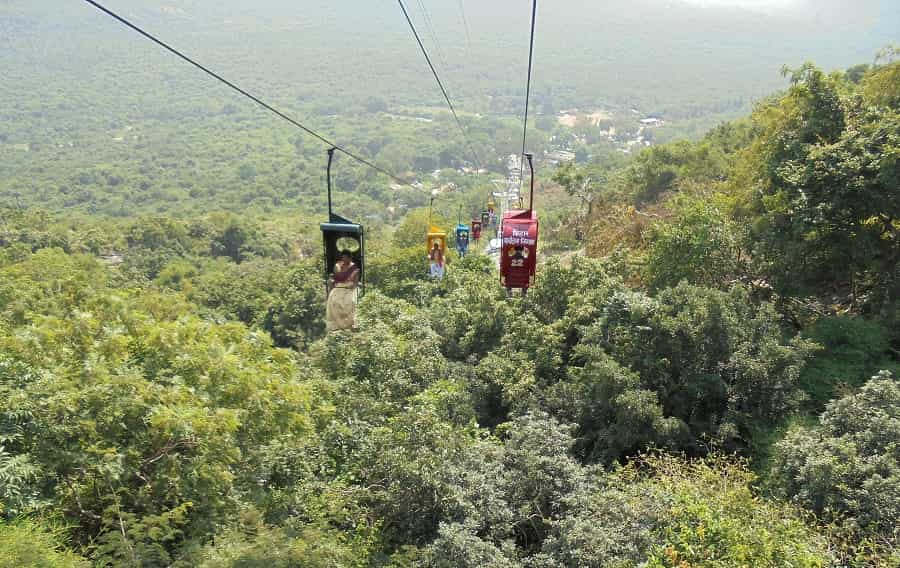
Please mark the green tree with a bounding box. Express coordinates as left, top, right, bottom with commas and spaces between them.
645, 199, 744, 290
748, 62, 900, 302
579, 283, 814, 451
773, 371, 900, 561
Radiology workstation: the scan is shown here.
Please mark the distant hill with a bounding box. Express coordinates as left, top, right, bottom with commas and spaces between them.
1, 0, 897, 215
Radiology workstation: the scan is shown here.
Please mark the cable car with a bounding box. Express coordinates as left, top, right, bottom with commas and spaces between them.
320, 149, 364, 292
426, 196, 448, 278
427, 225, 447, 257
455, 223, 470, 257
487, 196, 497, 227
427, 225, 447, 278
500, 154, 538, 295
471, 219, 482, 242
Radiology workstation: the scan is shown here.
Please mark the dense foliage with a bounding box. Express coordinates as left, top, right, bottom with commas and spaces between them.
0, 201, 894, 565
773, 371, 900, 563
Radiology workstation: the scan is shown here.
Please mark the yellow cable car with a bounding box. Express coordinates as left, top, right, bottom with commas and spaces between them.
426, 197, 447, 255
427, 225, 447, 279
427, 225, 447, 256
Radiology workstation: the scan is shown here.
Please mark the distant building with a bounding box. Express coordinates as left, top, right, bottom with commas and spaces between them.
640, 117, 663, 126
547, 150, 576, 165
100, 253, 124, 266
557, 113, 578, 127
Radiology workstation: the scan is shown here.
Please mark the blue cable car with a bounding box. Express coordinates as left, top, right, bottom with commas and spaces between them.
455, 223, 470, 257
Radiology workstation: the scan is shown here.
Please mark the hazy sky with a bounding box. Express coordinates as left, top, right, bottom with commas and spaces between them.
4, 0, 898, 123
679, 0, 799, 8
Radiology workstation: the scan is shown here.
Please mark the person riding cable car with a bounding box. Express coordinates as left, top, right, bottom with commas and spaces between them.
326, 249, 360, 332
429, 239, 445, 278
426, 196, 448, 279
426, 223, 447, 279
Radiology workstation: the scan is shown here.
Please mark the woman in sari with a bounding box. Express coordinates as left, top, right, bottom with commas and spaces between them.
326, 252, 360, 332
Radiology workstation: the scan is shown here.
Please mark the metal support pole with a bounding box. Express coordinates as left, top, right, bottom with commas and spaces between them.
326, 147, 336, 220
526, 153, 535, 212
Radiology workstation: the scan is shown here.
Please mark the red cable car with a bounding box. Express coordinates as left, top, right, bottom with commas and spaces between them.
500, 154, 539, 294
471, 219, 482, 242
500, 209, 538, 290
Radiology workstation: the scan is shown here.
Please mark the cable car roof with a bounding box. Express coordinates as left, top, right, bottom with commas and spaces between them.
320, 221, 363, 234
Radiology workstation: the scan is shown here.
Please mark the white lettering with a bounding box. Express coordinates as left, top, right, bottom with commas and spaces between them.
502, 237, 536, 246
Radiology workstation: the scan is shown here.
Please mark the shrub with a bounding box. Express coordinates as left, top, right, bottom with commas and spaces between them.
542, 456, 830, 568
773, 370, 900, 560
0, 519, 88, 568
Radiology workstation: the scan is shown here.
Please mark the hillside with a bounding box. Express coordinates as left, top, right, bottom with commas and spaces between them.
2, 0, 898, 217
2, 54, 900, 565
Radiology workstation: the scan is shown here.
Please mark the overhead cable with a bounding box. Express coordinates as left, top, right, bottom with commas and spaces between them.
457, 0, 472, 49
519, 0, 538, 190
416, 0, 449, 71
80, 0, 416, 188
396, 0, 483, 171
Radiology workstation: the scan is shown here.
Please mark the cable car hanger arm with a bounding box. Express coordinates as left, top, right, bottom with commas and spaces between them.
519, 0, 539, 190
526, 153, 535, 212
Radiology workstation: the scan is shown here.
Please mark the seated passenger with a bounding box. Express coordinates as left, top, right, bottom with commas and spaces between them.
326, 252, 360, 332
457, 232, 469, 257
429, 242, 445, 279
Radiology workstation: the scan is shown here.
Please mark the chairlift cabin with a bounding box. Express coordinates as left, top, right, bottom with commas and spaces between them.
471, 219, 482, 241
427, 196, 448, 261
500, 209, 538, 289
427, 226, 447, 256
427, 224, 448, 278
320, 148, 364, 292
500, 154, 539, 291
455, 223, 471, 256
322, 220, 364, 282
